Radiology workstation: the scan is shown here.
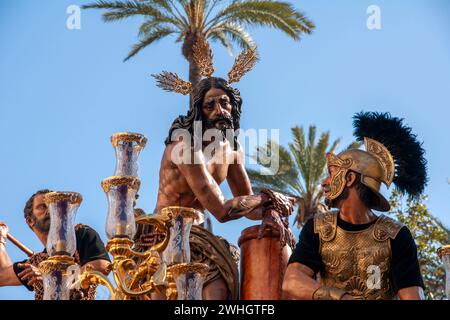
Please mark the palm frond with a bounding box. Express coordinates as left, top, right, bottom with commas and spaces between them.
311, 131, 330, 186
84, 0, 185, 26
208, 30, 234, 55
207, 22, 255, 50
82, 0, 141, 10
149, 0, 188, 25
207, 0, 315, 40
289, 126, 306, 177
247, 125, 341, 228
247, 139, 303, 196
138, 19, 179, 36
204, 0, 224, 22
124, 27, 176, 61
304, 125, 316, 191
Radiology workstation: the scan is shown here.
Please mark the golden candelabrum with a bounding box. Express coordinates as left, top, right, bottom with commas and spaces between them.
38, 192, 82, 300
74, 132, 209, 300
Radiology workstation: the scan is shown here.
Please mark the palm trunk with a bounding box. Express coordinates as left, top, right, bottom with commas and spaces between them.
182, 30, 203, 88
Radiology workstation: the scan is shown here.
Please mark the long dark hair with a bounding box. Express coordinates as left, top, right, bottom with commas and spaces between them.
165, 77, 242, 149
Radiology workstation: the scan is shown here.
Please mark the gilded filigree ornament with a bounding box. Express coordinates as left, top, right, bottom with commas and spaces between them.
373, 215, 404, 242
324, 153, 353, 201
44, 192, 82, 205
168, 262, 209, 278
110, 132, 148, 149
160, 206, 200, 220
193, 37, 215, 78
364, 137, 395, 186
152, 38, 257, 98
39, 255, 76, 274
80, 221, 171, 300
101, 176, 141, 193
227, 47, 258, 84
152, 71, 193, 95
314, 211, 338, 242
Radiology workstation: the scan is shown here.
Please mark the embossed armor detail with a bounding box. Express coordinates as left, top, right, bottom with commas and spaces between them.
314, 211, 404, 300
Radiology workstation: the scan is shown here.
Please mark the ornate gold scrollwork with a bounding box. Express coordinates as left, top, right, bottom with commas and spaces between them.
44, 192, 83, 205
110, 132, 147, 149
160, 206, 200, 220
39, 255, 76, 274
101, 176, 141, 193
325, 153, 353, 201
364, 137, 395, 187
79, 213, 171, 300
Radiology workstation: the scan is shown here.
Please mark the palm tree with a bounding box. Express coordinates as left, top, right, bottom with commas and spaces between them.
82, 0, 315, 85
246, 125, 360, 228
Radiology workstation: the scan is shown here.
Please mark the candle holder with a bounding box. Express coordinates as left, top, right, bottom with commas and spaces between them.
102, 176, 140, 240
160, 206, 199, 265
40, 256, 76, 300
438, 245, 450, 300
111, 132, 147, 177
167, 263, 209, 300
159, 206, 209, 300
80, 132, 176, 300
39, 191, 82, 300
49, 132, 209, 300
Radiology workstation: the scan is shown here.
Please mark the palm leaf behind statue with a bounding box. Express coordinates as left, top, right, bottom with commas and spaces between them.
83, 0, 315, 85
247, 125, 360, 228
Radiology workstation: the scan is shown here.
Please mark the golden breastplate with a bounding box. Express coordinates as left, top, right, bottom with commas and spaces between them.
314, 211, 403, 300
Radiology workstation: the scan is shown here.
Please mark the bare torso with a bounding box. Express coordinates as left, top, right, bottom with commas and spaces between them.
155, 139, 237, 225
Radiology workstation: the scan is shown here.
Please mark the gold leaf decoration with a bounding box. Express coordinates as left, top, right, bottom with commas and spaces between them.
152, 72, 192, 95
193, 37, 215, 78
227, 47, 258, 84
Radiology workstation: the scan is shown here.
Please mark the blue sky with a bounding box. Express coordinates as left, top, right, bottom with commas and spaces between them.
1, 0, 449, 299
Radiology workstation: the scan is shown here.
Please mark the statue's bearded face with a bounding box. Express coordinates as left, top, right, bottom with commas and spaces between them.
201, 87, 234, 134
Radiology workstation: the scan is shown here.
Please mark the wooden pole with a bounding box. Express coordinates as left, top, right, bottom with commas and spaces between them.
7, 233, 34, 257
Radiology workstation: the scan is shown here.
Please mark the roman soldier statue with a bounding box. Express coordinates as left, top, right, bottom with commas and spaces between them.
283, 112, 427, 300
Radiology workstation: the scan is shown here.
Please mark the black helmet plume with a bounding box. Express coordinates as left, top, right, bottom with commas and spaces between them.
353, 111, 428, 197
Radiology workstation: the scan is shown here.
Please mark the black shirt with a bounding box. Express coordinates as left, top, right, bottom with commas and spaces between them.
288, 214, 425, 292
13, 225, 110, 291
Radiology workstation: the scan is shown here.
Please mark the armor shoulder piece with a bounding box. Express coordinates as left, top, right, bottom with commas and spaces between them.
373, 214, 404, 242
314, 211, 338, 242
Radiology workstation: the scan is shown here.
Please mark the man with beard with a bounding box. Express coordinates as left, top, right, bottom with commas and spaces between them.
0, 189, 110, 300
135, 41, 295, 300
282, 112, 426, 300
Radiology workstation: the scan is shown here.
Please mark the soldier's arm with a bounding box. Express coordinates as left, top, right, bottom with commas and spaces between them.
282, 263, 358, 300
397, 287, 425, 300
282, 219, 357, 300
282, 262, 320, 299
